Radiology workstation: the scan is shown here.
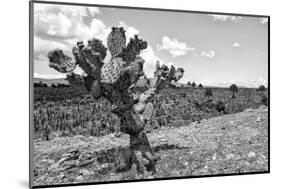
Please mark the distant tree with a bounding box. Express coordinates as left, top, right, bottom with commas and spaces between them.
34, 81, 48, 87
51, 83, 57, 88
205, 88, 213, 99
42, 83, 48, 88
34, 83, 40, 88
198, 83, 203, 88
229, 84, 238, 98
257, 85, 266, 92
191, 82, 196, 88
187, 81, 191, 86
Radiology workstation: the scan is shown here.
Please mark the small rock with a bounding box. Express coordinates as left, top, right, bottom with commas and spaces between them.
57, 173, 65, 179
256, 117, 262, 122
244, 108, 253, 112
229, 121, 234, 124
212, 153, 217, 160
259, 105, 268, 111
248, 152, 256, 158
61, 153, 71, 157
75, 175, 84, 182
226, 153, 235, 160
79, 169, 91, 176
160, 138, 168, 142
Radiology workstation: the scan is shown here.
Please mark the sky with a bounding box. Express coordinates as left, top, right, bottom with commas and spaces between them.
33, 3, 268, 88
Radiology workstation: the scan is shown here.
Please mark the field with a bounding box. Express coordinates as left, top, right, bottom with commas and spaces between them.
33, 86, 267, 139
32, 85, 268, 186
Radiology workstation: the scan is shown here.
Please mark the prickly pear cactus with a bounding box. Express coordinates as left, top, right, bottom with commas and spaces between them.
47, 26, 184, 175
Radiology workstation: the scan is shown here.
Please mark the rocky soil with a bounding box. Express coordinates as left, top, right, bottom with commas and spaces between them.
33, 106, 268, 186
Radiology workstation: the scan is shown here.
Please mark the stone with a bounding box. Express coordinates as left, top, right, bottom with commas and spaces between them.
248, 151, 256, 158
226, 153, 235, 160
79, 169, 91, 176
212, 153, 217, 160
75, 175, 84, 182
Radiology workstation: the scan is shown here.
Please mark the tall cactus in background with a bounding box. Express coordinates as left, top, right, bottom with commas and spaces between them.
47, 27, 184, 174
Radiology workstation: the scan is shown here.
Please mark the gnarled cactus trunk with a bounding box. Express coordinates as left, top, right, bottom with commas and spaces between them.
119, 110, 157, 173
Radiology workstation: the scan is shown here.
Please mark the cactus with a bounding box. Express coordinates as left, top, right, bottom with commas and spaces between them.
107, 27, 126, 58
47, 26, 184, 174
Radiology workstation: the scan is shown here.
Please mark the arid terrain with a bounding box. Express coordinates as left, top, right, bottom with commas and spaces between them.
33, 104, 268, 186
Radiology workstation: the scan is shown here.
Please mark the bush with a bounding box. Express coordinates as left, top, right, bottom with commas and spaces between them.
229, 84, 238, 98
261, 94, 268, 106
205, 88, 213, 99
257, 85, 266, 92
191, 82, 196, 88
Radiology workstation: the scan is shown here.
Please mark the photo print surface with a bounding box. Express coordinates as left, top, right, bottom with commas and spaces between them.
30, 1, 269, 188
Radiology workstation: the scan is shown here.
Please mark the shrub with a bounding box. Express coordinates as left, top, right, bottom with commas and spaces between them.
229, 84, 238, 98
205, 88, 213, 99
191, 82, 196, 88
257, 85, 266, 92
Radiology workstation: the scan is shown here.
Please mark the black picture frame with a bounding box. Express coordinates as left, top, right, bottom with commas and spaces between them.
29, 0, 270, 188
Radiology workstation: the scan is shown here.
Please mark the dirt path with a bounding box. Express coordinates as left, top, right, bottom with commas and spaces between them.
33, 106, 268, 186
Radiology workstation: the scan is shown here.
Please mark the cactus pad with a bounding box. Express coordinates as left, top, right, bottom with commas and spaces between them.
100, 57, 126, 84
107, 27, 126, 58
47, 48, 77, 73
119, 35, 148, 63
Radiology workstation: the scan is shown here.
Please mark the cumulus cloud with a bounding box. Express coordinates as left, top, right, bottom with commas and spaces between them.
208, 14, 242, 22
202, 77, 268, 88
157, 36, 194, 57
232, 42, 240, 47
33, 4, 176, 79
34, 72, 66, 79
141, 45, 163, 77
34, 4, 105, 42
259, 17, 268, 24
200, 50, 215, 58
34, 4, 110, 77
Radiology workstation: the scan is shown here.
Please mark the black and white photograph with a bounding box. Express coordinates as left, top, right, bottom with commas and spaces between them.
30, 1, 269, 188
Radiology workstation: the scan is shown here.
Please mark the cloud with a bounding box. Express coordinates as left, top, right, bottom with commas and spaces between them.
34, 4, 104, 41
200, 50, 215, 58
141, 45, 163, 77
259, 18, 268, 24
202, 77, 268, 88
34, 4, 111, 76
33, 4, 177, 79
208, 14, 242, 22
34, 36, 71, 63
157, 36, 194, 57
34, 72, 66, 79
232, 42, 240, 47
